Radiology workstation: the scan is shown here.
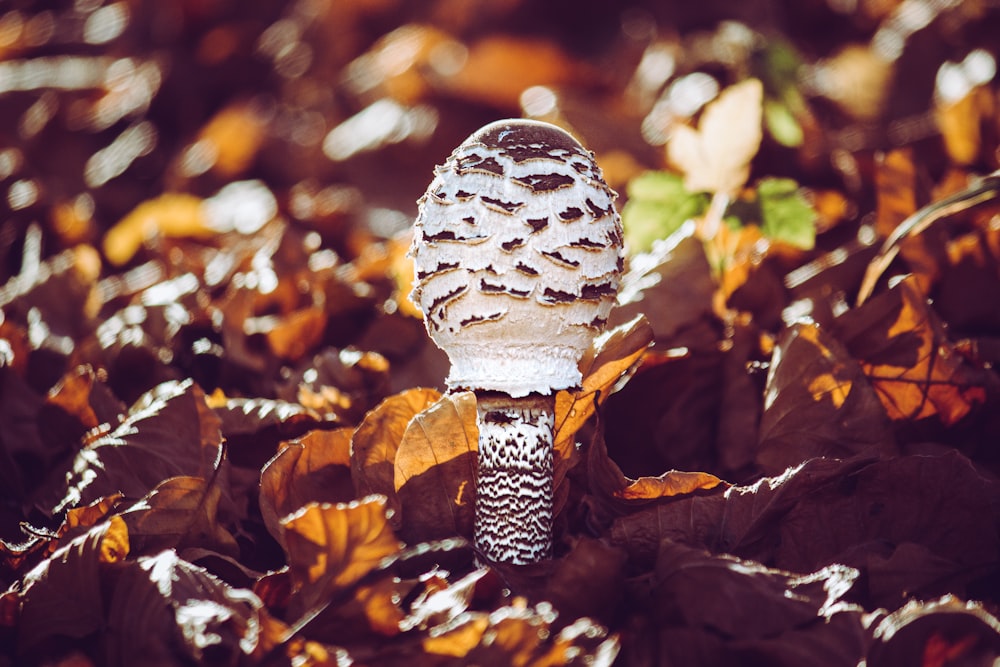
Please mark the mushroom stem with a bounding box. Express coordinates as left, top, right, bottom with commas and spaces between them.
474, 391, 555, 564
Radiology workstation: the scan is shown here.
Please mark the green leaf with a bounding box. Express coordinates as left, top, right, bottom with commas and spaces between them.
764, 99, 804, 148
757, 177, 816, 250
622, 172, 709, 253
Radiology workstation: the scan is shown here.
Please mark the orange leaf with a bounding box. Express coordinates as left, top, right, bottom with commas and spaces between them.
553, 315, 653, 491
280, 496, 401, 610
839, 276, 988, 425
260, 428, 356, 546
350, 387, 441, 516
393, 392, 478, 542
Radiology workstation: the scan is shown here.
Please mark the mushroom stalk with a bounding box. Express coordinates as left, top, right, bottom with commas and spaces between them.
409, 119, 623, 564
474, 392, 555, 563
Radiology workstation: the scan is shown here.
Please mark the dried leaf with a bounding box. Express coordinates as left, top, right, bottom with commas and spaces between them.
105, 549, 264, 665
553, 315, 653, 492
350, 387, 441, 513
260, 428, 356, 546
837, 276, 989, 425
587, 428, 725, 507
667, 79, 763, 196
440, 35, 588, 108
265, 306, 329, 362
647, 541, 867, 666
393, 392, 478, 543
102, 193, 209, 266
757, 321, 895, 474
280, 496, 402, 614
867, 595, 1000, 666
120, 475, 237, 558
15, 518, 130, 655
43, 379, 223, 514
192, 99, 268, 177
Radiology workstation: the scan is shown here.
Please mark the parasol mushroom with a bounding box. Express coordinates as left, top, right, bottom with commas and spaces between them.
409, 119, 624, 564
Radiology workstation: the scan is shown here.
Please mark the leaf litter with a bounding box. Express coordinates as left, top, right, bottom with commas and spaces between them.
3, 2, 1000, 665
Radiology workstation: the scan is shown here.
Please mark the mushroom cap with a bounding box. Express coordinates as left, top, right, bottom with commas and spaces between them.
410, 119, 624, 397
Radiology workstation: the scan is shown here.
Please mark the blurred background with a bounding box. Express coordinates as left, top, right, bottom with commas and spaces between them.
1, 0, 998, 273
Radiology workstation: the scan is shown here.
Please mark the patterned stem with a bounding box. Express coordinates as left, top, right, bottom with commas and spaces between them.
474, 392, 554, 564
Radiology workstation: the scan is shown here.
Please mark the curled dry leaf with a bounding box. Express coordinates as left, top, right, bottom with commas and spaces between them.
105, 549, 264, 666
837, 276, 989, 425
587, 428, 725, 509
42, 379, 223, 515
667, 78, 763, 197
260, 428, 356, 547
102, 193, 209, 266
553, 315, 654, 493
280, 495, 402, 615
350, 387, 441, 515
757, 321, 895, 474
647, 541, 867, 666
13, 517, 129, 656
120, 475, 238, 558
867, 595, 1000, 666
394, 391, 478, 544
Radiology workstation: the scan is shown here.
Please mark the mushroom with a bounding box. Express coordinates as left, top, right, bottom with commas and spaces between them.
409, 119, 624, 564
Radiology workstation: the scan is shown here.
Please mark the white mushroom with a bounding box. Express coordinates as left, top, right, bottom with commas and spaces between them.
409, 119, 623, 564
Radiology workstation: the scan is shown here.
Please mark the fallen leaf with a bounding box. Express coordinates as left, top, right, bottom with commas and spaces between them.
757, 321, 895, 474
393, 391, 478, 543
553, 315, 653, 493
837, 276, 989, 425
14, 518, 130, 656
120, 475, 238, 558
280, 496, 402, 614
105, 548, 264, 665
667, 78, 763, 197
260, 428, 356, 546
350, 387, 441, 515
867, 595, 1000, 667
646, 541, 867, 666
41, 379, 224, 515
102, 193, 209, 266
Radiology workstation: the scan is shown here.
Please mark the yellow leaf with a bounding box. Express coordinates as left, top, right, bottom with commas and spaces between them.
103, 193, 209, 266
667, 79, 763, 196
280, 496, 401, 604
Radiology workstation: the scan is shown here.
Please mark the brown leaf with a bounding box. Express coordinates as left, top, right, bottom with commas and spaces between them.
837, 276, 989, 425
873, 148, 939, 296
105, 549, 264, 666
587, 427, 725, 506
41, 379, 223, 514
462, 603, 620, 666
15, 518, 130, 656
610, 229, 718, 351
866, 595, 1000, 667
212, 394, 325, 469
439, 34, 589, 108
757, 321, 895, 474
647, 541, 867, 666
102, 193, 210, 267
280, 496, 402, 615
394, 391, 478, 543
553, 315, 653, 492
350, 387, 441, 515
120, 476, 237, 558
260, 428, 356, 546
265, 306, 329, 363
